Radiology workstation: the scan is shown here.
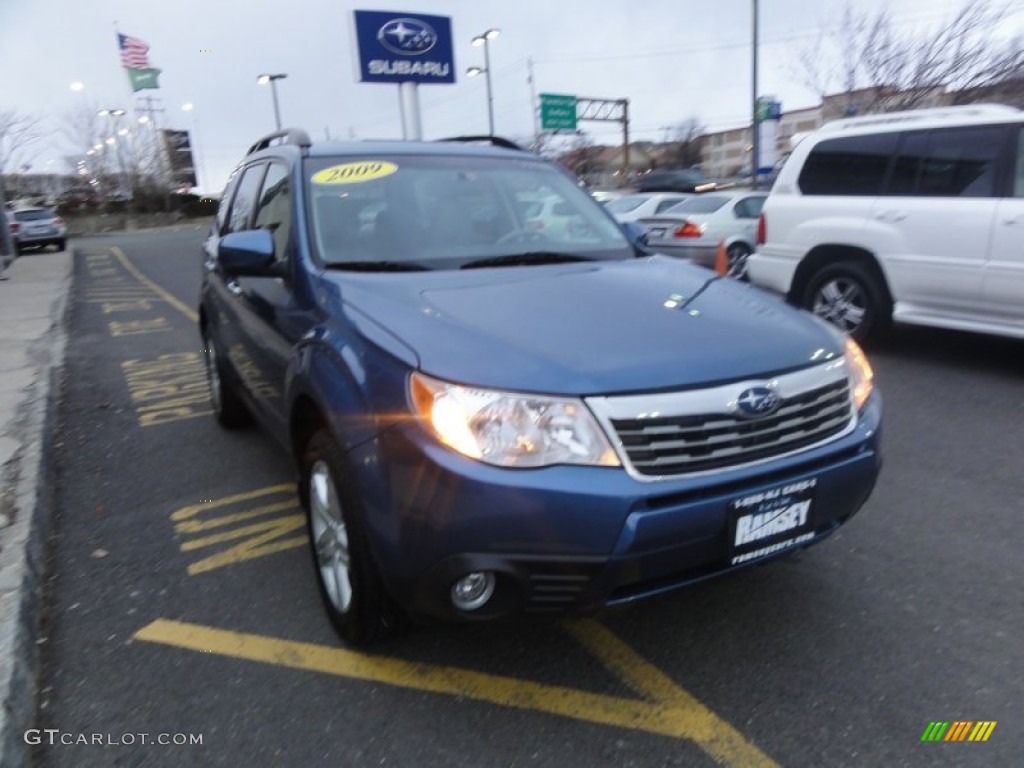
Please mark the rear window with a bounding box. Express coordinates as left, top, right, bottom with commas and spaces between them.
604, 195, 648, 213
14, 209, 54, 221
663, 195, 729, 214
799, 133, 899, 196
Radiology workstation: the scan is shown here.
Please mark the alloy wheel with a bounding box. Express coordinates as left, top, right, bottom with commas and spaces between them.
812, 277, 867, 333
309, 460, 353, 614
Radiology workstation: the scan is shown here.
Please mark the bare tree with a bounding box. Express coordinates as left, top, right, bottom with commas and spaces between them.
60, 101, 170, 206
793, 0, 1024, 113
666, 117, 705, 168
0, 110, 44, 174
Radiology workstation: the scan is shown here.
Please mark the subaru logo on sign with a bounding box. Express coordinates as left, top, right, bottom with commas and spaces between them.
378, 18, 437, 55
735, 386, 782, 418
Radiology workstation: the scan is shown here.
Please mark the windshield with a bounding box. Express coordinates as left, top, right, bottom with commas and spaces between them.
304, 154, 630, 270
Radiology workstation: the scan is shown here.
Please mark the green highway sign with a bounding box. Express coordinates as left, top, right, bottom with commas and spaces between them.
540, 93, 577, 131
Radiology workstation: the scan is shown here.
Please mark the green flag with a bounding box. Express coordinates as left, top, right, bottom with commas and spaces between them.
125, 67, 161, 92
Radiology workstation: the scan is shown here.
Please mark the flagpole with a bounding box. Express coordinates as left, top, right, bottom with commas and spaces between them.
114, 23, 169, 205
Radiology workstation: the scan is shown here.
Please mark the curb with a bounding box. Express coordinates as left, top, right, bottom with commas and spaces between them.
0, 253, 71, 767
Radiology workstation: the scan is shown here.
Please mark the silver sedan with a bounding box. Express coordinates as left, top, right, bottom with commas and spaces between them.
639, 191, 766, 278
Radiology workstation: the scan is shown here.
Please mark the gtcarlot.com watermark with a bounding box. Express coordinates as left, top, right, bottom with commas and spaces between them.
25, 729, 203, 747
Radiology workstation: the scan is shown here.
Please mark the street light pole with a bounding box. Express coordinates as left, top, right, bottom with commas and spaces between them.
257, 74, 288, 130
470, 29, 500, 136
98, 108, 130, 199
751, 0, 760, 188
182, 103, 207, 192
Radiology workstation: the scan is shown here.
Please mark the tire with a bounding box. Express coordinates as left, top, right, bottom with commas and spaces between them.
802, 261, 891, 344
725, 243, 752, 281
56, 239, 66, 251
201, 328, 251, 428
302, 429, 398, 645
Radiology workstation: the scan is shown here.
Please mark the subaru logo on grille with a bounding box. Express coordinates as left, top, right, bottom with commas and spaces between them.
378, 18, 437, 55
735, 386, 781, 418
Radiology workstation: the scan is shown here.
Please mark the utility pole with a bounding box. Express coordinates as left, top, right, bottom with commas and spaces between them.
527, 58, 540, 144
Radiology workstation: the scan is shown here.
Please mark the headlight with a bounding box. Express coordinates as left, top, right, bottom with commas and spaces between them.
844, 337, 874, 410
410, 372, 620, 468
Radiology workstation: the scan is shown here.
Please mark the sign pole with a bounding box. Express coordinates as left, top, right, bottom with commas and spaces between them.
399, 83, 422, 140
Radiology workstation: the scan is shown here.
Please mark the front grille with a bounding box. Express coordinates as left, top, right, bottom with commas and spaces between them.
599, 372, 854, 478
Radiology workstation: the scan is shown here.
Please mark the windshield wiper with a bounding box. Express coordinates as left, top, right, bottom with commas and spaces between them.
324, 261, 430, 272
460, 252, 594, 270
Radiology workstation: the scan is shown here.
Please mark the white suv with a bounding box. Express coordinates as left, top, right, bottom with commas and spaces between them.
748, 104, 1024, 342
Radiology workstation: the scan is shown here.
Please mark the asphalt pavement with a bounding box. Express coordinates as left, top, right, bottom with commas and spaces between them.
3, 228, 1023, 767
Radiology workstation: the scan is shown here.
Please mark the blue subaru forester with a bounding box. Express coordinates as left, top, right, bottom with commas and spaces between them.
199, 129, 881, 644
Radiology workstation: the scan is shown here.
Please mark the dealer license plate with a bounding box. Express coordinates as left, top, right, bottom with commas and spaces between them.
729, 478, 817, 565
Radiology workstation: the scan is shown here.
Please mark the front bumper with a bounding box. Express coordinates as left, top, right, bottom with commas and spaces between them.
747, 248, 799, 295
351, 394, 882, 621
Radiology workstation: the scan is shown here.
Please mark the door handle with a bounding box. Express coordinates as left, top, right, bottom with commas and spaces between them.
875, 210, 907, 222
227, 279, 243, 297
1003, 215, 1024, 226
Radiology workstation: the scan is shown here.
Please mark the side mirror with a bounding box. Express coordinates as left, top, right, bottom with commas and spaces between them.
218, 230, 275, 276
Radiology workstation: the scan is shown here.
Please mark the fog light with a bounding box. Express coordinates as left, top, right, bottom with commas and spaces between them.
450, 571, 495, 611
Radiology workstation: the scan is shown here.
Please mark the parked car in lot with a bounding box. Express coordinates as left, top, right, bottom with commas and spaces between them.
604, 192, 690, 223
639, 190, 767, 277
748, 104, 1024, 342
9, 207, 66, 252
635, 169, 715, 193
520, 194, 588, 240
589, 189, 625, 205
200, 129, 881, 645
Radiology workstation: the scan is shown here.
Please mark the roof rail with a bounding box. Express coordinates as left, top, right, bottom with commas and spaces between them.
435, 135, 525, 151
246, 128, 313, 156
821, 103, 1020, 132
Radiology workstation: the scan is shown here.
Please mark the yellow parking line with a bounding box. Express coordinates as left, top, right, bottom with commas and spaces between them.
135, 618, 779, 766
111, 246, 199, 323
565, 619, 779, 767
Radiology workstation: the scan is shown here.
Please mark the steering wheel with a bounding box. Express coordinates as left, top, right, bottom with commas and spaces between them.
496, 228, 548, 246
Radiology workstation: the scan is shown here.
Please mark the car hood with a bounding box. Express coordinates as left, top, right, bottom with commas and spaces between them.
331, 256, 842, 395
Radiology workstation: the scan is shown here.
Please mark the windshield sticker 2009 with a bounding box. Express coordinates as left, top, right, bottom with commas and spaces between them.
312, 161, 397, 185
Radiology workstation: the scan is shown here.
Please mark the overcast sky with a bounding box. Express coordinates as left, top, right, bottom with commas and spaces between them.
2, 0, 1022, 193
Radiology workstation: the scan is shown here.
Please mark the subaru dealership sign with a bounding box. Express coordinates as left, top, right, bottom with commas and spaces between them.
353, 10, 455, 84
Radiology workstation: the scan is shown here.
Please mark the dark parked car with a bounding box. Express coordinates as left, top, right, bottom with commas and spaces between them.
200, 129, 882, 645
635, 169, 714, 193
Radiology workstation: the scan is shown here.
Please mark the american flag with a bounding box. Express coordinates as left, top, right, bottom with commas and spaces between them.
118, 33, 151, 69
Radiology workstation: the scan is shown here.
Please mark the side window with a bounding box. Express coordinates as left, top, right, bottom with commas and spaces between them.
1016, 127, 1024, 198
225, 164, 266, 234
798, 133, 899, 196
654, 199, 681, 213
253, 163, 291, 260
733, 197, 765, 219
916, 126, 1005, 198
886, 131, 927, 196
215, 173, 238, 233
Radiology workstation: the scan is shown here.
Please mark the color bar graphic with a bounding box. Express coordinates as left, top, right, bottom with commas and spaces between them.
921, 720, 996, 742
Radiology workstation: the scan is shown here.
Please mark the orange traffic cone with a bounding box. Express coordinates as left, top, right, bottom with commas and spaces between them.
714, 240, 728, 276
